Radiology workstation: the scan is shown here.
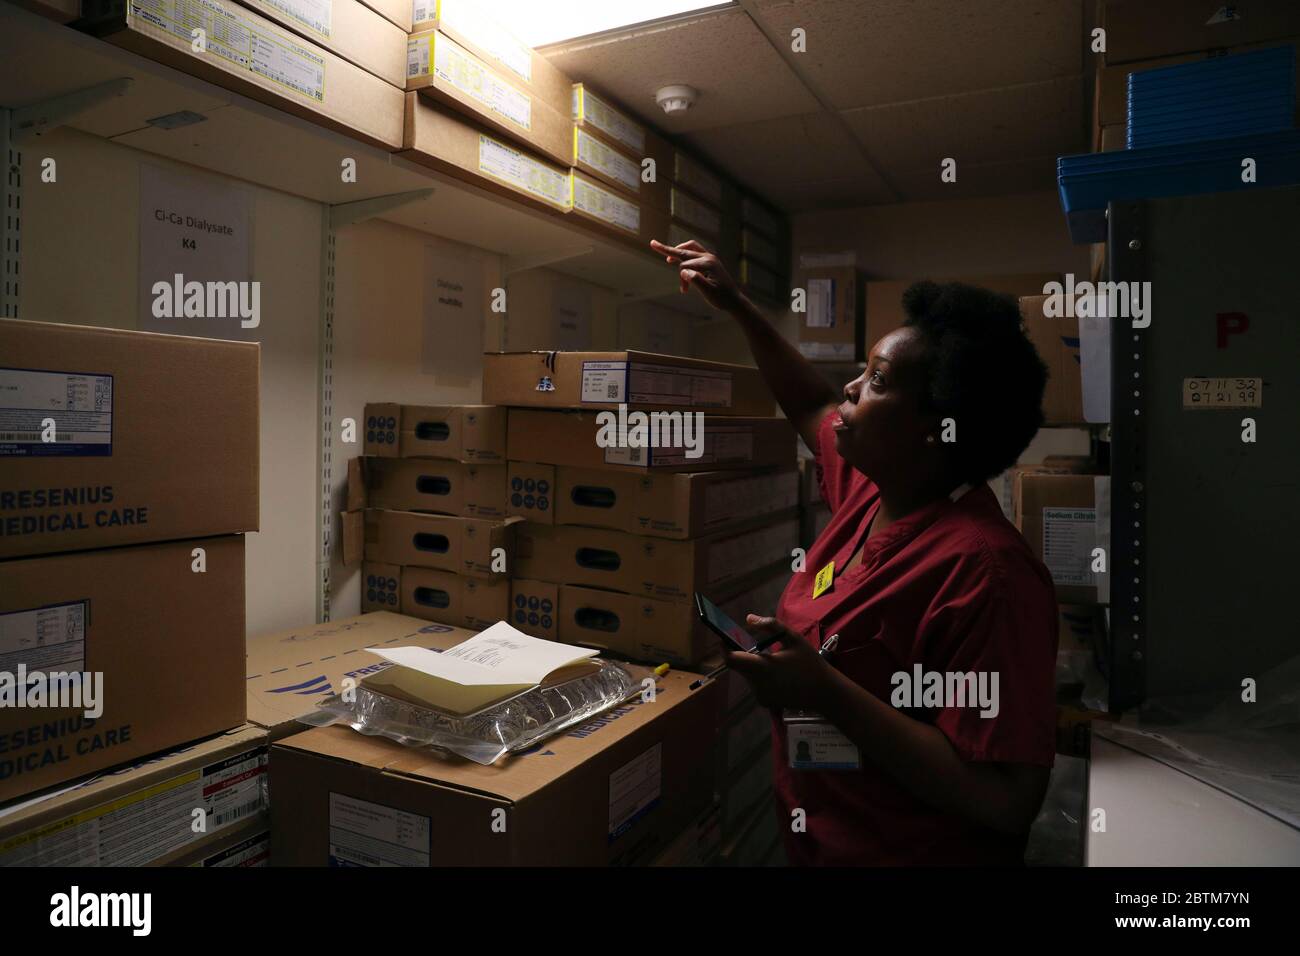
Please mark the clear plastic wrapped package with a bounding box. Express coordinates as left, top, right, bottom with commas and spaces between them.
299, 658, 644, 766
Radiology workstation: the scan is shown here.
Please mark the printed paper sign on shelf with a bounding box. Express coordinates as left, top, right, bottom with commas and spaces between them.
138, 164, 254, 340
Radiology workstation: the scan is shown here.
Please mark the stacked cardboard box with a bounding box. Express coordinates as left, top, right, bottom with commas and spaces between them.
737, 195, 791, 304
270, 643, 726, 866
569, 84, 673, 249
342, 404, 519, 631
79, 0, 405, 149
481, 350, 797, 667
0, 320, 256, 806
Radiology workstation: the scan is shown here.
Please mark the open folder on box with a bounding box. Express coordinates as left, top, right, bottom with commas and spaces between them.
362, 622, 601, 716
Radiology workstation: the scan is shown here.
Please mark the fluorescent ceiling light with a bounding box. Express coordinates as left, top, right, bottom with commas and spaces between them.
474, 1, 731, 48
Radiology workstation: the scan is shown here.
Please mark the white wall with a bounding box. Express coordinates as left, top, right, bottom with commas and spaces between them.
328, 218, 502, 619
19, 126, 320, 637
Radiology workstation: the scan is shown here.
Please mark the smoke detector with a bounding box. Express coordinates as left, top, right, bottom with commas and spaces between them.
655, 85, 697, 115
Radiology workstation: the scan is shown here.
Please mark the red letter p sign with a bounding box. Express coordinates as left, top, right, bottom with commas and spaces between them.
1216, 312, 1249, 349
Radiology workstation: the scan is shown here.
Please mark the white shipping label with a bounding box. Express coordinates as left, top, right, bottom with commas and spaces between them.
581, 361, 628, 403
478, 136, 570, 209
263, 0, 331, 38
407, 35, 431, 78
0, 601, 87, 674
577, 129, 640, 193
609, 743, 661, 840
573, 177, 640, 233
581, 90, 645, 153
671, 189, 721, 235
434, 36, 531, 130
1182, 377, 1262, 408
0, 748, 268, 867
130, 0, 326, 102
702, 470, 799, 530
806, 277, 836, 328
1042, 507, 1097, 588
438, 0, 532, 82
328, 793, 430, 867
0, 368, 113, 457
627, 363, 733, 407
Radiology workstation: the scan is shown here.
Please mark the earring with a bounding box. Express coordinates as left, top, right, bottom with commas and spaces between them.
925, 435, 936, 445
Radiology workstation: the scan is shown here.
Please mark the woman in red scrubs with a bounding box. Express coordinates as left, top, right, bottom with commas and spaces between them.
652, 239, 1060, 865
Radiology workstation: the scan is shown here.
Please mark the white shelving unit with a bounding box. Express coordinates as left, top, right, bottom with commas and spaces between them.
1, 4, 724, 631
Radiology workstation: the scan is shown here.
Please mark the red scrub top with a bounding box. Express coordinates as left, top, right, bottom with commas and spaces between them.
771, 411, 1059, 865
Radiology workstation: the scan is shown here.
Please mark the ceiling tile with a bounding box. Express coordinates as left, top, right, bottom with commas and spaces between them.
750, 0, 1084, 109
543, 8, 819, 133
888, 154, 1061, 202
842, 76, 1084, 173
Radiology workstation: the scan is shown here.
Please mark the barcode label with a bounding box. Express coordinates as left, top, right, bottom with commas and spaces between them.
0, 367, 113, 457
581, 361, 628, 403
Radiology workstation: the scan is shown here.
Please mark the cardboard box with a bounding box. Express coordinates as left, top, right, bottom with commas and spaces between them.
0, 536, 246, 802
406, 30, 570, 166
157, 818, 270, 867
362, 563, 511, 631
1099, 124, 1125, 152
270, 668, 723, 865
362, 404, 506, 462
245, 611, 477, 740
484, 350, 774, 416
401, 95, 572, 214
800, 501, 831, 549
506, 462, 799, 538
506, 409, 795, 473
615, 301, 693, 356
1102, 0, 1300, 65
864, 273, 1059, 351
650, 803, 723, 867
797, 456, 822, 507
668, 219, 721, 250
511, 561, 790, 665
0, 725, 268, 866
797, 266, 862, 362
234, 0, 406, 88
739, 257, 787, 303
346, 456, 507, 518
572, 83, 673, 173
0, 319, 258, 560
81, 0, 403, 149
993, 456, 1096, 521
1019, 294, 1086, 425
740, 195, 783, 240
574, 127, 670, 210
357, 0, 407, 31
673, 150, 725, 207
514, 514, 800, 605
342, 508, 519, 578
411, 0, 571, 116
569, 170, 672, 249
1016, 474, 1109, 604
671, 186, 723, 238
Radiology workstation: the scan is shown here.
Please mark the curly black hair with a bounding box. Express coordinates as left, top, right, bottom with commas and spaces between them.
901, 280, 1048, 484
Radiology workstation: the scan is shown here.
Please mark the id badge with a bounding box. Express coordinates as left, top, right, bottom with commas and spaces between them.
783, 710, 861, 771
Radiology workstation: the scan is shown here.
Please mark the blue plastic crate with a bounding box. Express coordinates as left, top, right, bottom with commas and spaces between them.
1058, 130, 1300, 242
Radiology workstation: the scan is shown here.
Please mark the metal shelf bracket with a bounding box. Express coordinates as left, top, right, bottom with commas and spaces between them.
328, 188, 434, 231
11, 78, 134, 145
503, 244, 595, 277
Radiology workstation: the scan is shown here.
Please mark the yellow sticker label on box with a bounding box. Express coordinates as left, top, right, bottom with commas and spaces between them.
1182, 377, 1262, 409
813, 560, 834, 599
